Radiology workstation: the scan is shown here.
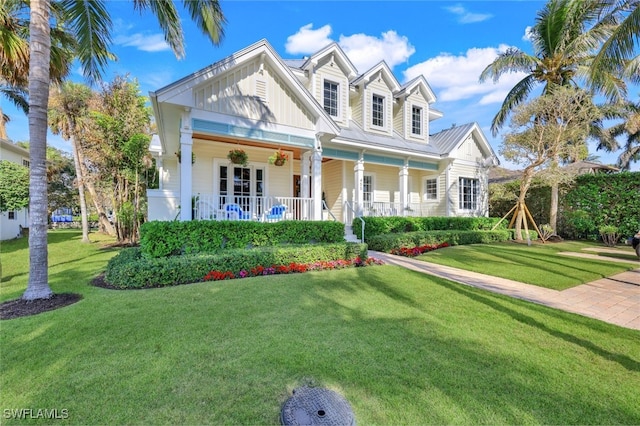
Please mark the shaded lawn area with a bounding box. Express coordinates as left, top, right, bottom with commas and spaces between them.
416, 240, 639, 290
1, 232, 639, 424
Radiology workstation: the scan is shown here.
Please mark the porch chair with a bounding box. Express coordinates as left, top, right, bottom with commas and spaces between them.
262, 204, 287, 222
224, 203, 251, 220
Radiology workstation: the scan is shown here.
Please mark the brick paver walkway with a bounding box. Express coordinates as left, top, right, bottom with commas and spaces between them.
370, 250, 640, 330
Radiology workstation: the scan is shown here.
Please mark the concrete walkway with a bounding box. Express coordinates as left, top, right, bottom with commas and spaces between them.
370, 250, 640, 331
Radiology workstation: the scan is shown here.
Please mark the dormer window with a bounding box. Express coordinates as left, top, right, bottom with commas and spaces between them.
323, 80, 339, 117
412, 106, 422, 135
372, 94, 384, 127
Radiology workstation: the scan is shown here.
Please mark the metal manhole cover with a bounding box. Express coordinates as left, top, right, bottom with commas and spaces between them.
281, 387, 355, 426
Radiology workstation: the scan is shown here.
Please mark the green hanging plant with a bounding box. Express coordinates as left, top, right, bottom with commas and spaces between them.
227, 149, 249, 166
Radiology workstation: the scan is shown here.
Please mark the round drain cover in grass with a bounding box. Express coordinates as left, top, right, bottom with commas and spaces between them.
281, 387, 355, 425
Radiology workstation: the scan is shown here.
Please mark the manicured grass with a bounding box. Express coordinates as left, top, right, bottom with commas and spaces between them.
416, 240, 639, 290
1, 232, 639, 424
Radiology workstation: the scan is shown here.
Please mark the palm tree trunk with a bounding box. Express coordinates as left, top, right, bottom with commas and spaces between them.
23, 0, 53, 300
550, 183, 559, 233
70, 133, 90, 242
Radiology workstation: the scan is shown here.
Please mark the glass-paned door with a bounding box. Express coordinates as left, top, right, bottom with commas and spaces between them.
218, 165, 265, 217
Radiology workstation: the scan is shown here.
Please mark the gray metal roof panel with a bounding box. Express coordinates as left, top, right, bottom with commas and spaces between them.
430, 122, 475, 154
335, 120, 442, 157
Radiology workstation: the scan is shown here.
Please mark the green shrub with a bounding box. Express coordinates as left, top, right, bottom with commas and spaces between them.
353, 216, 506, 240
599, 225, 620, 247
105, 243, 368, 289
367, 230, 512, 252
139, 220, 345, 258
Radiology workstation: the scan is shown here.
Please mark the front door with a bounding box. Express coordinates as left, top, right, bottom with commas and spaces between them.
218, 165, 265, 216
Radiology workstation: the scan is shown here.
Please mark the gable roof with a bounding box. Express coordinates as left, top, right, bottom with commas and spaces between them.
351, 61, 401, 92
150, 39, 340, 144
300, 42, 358, 79
431, 122, 499, 165
396, 76, 437, 104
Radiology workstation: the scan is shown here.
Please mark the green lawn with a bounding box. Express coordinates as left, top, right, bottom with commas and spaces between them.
416, 240, 639, 290
1, 231, 639, 424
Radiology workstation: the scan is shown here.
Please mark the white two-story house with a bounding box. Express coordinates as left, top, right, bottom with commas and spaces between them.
0, 138, 30, 240
148, 39, 499, 223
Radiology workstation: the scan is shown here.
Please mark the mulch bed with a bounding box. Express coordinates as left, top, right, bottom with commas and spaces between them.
0, 293, 82, 320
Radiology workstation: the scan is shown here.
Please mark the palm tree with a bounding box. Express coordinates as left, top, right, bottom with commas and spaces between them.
1, 0, 79, 144
596, 99, 640, 169
589, 0, 640, 96
479, 0, 628, 234
23, 0, 226, 300
48, 82, 93, 243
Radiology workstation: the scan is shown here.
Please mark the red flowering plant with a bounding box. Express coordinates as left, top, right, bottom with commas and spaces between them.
202, 257, 384, 282
390, 242, 449, 257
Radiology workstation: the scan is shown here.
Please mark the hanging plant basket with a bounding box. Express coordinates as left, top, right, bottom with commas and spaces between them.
268, 149, 289, 166
227, 149, 249, 166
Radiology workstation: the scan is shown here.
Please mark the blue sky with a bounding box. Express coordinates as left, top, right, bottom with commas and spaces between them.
4, 0, 637, 170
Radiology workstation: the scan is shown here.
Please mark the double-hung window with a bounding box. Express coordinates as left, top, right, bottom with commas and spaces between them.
424, 178, 437, 201
459, 177, 479, 210
323, 81, 339, 117
372, 95, 384, 127
412, 106, 422, 135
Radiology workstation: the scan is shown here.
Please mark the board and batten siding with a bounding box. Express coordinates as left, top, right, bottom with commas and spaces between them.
193, 60, 315, 131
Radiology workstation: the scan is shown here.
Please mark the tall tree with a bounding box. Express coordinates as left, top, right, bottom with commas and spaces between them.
596, 99, 640, 169
22, 0, 226, 300
48, 82, 92, 242
480, 0, 624, 233
501, 87, 601, 240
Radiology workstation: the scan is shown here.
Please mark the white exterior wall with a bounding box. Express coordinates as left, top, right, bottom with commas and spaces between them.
313, 56, 349, 127
403, 91, 429, 143
321, 159, 344, 221
364, 78, 393, 136
193, 60, 315, 131
0, 140, 30, 240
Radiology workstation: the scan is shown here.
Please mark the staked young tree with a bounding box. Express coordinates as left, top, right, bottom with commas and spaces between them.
501, 87, 601, 240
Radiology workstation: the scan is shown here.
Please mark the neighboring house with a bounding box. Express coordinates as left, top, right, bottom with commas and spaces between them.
148, 39, 499, 224
489, 161, 620, 185
0, 138, 29, 240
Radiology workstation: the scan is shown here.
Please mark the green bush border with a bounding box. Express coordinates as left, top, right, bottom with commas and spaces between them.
367, 230, 514, 252
105, 243, 368, 289
353, 216, 506, 240
140, 220, 345, 258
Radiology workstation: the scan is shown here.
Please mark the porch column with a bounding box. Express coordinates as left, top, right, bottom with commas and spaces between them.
311, 148, 323, 220
179, 108, 193, 221
445, 162, 452, 217
301, 152, 311, 198
399, 161, 409, 216
157, 158, 164, 190
354, 154, 364, 215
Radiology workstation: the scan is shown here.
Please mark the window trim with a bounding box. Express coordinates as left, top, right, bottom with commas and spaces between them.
411, 105, 422, 136
424, 177, 438, 201
458, 177, 480, 211
323, 79, 340, 118
371, 94, 385, 128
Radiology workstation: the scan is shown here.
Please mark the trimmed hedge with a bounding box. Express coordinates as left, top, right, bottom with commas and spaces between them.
367, 230, 513, 252
353, 216, 506, 240
140, 220, 345, 258
105, 243, 368, 289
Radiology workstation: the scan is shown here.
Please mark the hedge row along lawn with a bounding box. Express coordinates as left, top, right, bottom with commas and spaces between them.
1, 231, 639, 424
416, 240, 638, 290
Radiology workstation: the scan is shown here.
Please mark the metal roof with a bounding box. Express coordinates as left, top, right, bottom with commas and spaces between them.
430, 122, 476, 154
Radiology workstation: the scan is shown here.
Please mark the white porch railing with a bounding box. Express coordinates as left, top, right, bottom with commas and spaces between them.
347, 202, 437, 220
193, 194, 313, 221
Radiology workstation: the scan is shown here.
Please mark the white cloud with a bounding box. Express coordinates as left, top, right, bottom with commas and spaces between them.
444, 4, 493, 24
285, 24, 333, 55
522, 26, 534, 42
403, 45, 526, 104
338, 31, 415, 71
114, 33, 170, 53
285, 25, 415, 72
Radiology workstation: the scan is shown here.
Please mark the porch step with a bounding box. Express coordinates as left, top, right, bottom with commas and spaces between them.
344, 225, 361, 243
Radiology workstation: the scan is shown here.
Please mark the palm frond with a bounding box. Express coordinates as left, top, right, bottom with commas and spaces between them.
181, 0, 226, 46
0, 83, 28, 113
60, 0, 115, 84
133, 0, 184, 59
479, 48, 537, 83
491, 75, 538, 135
